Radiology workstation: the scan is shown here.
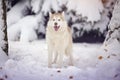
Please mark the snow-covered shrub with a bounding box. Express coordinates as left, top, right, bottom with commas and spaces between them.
7, 0, 116, 43
66, 0, 116, 42
7, 0, 31, 27
7, 15, 39, 42
67, 0, 104, 22
30, 0, 43, 14
20, 27, 37, 42
7, 23, 21, 41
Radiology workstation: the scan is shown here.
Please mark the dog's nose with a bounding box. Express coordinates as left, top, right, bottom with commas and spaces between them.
54, 22, 58, 25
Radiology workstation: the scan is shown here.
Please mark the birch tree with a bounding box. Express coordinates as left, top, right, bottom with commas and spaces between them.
0, 0, 8, 56
104, 0, 120, 47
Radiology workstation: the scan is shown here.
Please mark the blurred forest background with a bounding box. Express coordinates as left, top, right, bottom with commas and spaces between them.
6, 0, 116, 43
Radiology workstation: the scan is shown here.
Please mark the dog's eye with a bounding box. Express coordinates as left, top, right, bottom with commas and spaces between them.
53, 19, 55, 21
58, 19, 61, 21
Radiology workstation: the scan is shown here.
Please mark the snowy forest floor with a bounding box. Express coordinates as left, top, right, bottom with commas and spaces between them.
1, 40, 120, 80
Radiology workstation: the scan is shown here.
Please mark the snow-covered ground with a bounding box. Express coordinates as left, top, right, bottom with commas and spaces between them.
0, 40, 120, 80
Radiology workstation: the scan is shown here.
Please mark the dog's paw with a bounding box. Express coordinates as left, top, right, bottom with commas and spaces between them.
52, 61, 56, 64
56, 66, 62, 68
69, 63, 74, 66
48, 64, 52, 68
56, 64, 62, 68
48, 66, 52, 68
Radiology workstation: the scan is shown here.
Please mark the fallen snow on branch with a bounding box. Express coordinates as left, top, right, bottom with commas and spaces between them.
67, 0, 104, 22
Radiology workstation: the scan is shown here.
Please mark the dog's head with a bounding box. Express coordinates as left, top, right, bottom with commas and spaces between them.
47, 12, 67, 32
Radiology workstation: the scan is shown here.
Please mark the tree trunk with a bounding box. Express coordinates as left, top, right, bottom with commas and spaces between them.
0, 0, 8, 56
103, 0, 120, 46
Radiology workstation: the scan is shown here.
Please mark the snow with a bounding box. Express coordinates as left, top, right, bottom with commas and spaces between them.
41, 0, 61, 16
104, 0, 120, 46
0, 50, 8, 66
6, 0, 113, 39
31, 0, 42, 13
67, 0, 104, 22
7, 23, 21, 41
7, 15, 39, 42
68, 0, 116, 39
1, 0, 119, 80
7, 0, 31, 27
71, 23, 90, 37
108, 0, 120, 31
94, 12, 109, 34
57, 0, 68, 6
0, 40, 120, 80
37, 13, 46, 34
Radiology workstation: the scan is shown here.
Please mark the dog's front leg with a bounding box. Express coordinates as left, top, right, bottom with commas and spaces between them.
57, 51, 64, 68
48, 47, 53, 68
53, 51, 58, 64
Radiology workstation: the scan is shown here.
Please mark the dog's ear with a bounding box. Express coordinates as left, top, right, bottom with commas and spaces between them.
49, 12, 52, 17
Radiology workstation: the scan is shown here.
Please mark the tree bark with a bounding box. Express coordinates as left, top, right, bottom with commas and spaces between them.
0, 0, 8, 56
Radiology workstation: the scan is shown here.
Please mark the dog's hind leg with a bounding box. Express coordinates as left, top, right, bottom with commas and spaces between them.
69, 52, 74, 66
66, 46, 74, 66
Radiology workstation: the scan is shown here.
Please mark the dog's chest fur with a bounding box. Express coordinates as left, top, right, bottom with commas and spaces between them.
46, 28, 69, 50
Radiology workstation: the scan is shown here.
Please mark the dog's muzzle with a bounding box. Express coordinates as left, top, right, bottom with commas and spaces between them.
54, 26, 60, 31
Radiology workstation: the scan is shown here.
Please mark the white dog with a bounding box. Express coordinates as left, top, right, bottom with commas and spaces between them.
46, 12, 73, 68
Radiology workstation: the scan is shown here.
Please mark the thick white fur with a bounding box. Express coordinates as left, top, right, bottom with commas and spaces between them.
46, 12, 73, 68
